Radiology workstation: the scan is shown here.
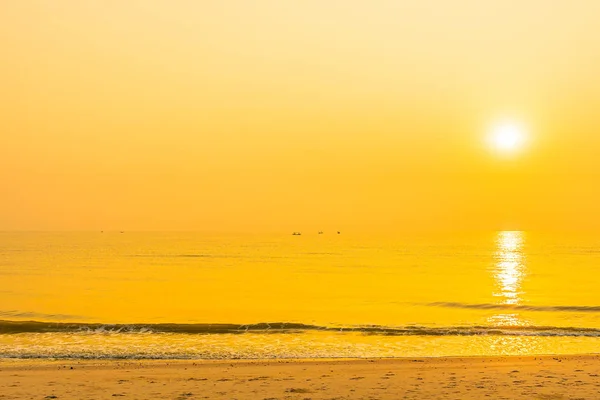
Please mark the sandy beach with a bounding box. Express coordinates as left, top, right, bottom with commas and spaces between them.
1, 355, 599, 399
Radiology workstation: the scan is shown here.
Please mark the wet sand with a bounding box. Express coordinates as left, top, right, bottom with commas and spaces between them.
1, 355, 599, 399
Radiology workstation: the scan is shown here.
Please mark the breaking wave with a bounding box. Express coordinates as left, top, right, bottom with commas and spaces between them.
2, 320, 600, 337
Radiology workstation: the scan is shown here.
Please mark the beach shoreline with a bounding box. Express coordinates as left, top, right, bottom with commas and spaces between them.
2, 354, 599, 399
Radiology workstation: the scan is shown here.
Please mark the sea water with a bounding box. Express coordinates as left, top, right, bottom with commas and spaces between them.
1, 231, 599, 359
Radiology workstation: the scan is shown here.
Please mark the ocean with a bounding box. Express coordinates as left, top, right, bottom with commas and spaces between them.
1, 231, 600, 359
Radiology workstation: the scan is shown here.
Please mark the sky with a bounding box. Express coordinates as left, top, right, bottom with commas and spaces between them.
2, 0, 600, 232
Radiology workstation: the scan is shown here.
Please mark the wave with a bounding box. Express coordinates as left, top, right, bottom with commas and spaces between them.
2, 320, 600, 337
0, 321, 322, 334
428, 302, 600, 313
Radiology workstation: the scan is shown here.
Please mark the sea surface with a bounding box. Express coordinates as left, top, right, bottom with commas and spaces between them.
1, 231, 600, 359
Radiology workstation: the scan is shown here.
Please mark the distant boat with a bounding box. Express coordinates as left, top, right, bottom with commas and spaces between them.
318, 231, 324, 234
337, 231, 341, 234
292, 232, 302, 236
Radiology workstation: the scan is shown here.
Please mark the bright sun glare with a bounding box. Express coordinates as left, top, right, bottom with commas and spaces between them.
489, 122, 527, 153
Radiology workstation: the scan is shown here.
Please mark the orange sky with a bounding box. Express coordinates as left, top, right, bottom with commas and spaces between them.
2, 1, 600, 232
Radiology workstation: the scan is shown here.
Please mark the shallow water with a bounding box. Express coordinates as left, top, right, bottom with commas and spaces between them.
1, 231, 600, 359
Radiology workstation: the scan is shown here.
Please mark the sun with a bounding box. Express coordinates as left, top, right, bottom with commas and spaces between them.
488, 122, 527, 153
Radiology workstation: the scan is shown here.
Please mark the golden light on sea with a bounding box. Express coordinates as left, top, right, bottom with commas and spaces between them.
489, 231, 530, 328
494, 231, 525, 305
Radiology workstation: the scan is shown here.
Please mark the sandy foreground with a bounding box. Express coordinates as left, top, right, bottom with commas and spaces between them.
1, 355, 599, 399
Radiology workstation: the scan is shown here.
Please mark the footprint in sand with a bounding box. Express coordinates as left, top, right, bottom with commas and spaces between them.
248, 376, 270, 381
285, 388, 312, 393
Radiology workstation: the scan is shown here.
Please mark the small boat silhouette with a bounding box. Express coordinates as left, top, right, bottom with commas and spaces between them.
292, 232, 302, 236
318, 231, 324, 234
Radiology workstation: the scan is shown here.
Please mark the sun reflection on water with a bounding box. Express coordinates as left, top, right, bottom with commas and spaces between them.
494, 231, 525, 306
485, 231, 536, 354
490, 231, 529, 327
